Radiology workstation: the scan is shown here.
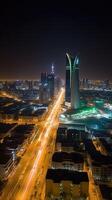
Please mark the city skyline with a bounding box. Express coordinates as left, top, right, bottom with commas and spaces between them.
0, 3, 112, 196
0, 1, 112, 80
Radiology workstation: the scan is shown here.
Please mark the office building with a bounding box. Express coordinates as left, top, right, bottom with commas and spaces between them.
65, 54, 71, 102
47, 73, 54, 99
65, 53, 80, 109
41, 72, 47, 86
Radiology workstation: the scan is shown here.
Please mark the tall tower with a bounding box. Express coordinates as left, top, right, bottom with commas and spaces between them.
71, 56, 80, 109
47, 73, 54, 99
65, 54, 71, 102
41, 72, 47, 85
65, 53, 80, 109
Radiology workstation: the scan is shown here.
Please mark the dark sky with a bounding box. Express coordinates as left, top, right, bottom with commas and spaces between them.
0, 1, 112, 80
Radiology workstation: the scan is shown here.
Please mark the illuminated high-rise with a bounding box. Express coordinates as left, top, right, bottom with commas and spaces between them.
47, 73, 54, 99
41, 72, 47, 86
65, 54, 71, 102
71, 55, 80, 109
65, 53, 80, 109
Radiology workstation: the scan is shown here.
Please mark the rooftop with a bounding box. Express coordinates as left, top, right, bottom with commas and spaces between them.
46, 169, 89, 184
85, 140, 112, 165
99, 185, 112, 200
52, 152, 84, 163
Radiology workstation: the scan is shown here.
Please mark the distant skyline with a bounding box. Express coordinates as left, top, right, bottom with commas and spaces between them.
0, 1, 112, 80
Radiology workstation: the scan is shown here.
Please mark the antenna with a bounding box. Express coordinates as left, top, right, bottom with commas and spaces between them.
51, 63, 54, 74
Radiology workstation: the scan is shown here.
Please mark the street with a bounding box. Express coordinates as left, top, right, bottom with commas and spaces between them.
0, 88, 64, 200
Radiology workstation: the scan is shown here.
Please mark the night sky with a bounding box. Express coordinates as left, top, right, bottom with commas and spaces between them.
0, 1, 112, 80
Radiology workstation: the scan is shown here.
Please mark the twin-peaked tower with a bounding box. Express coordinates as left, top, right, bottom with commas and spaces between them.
65, 53, 80, 109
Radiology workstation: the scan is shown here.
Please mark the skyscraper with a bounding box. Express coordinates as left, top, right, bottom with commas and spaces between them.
39, 83, 49, 103
40, 67, 55, 103
39, 72, 48, 103
55, 76, 62, 94
41, 72, 47, 86
71, 56, 80, 109
47, 73, 54, 99
65, 54, 71, 102
65, 53, 80, 109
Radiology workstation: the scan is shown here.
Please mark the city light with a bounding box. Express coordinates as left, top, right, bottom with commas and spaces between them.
0, 88, 64, 200
0, 2, 112, 198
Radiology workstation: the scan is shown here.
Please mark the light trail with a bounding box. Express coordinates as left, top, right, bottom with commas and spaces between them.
1, 88, 64, 200
19, 88, 64, 199
20, 149, 42, 200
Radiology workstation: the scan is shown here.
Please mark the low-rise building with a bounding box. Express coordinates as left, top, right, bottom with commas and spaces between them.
99, 184, 112, 200
0, 151, 13, 180
46, 169, 89, 199
52, 152, 84, 171
85, 140, 112, 182
0, 124, 35, 179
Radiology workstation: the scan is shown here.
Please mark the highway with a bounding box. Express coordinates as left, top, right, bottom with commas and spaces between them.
0, 88, 64, 200
0, 91, 21, 101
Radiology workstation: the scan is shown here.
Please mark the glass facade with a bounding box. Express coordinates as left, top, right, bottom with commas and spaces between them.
65, 54, 71, 102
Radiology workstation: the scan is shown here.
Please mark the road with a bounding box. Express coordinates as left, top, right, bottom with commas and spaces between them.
84, 159, 101, 200
30, 124, 59, 200
0, 91, 21, 101
0, 88, 64, 200
93, 138, 108, 156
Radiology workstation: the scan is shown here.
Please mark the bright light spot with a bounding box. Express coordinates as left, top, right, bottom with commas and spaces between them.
76, 57, 79, 65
